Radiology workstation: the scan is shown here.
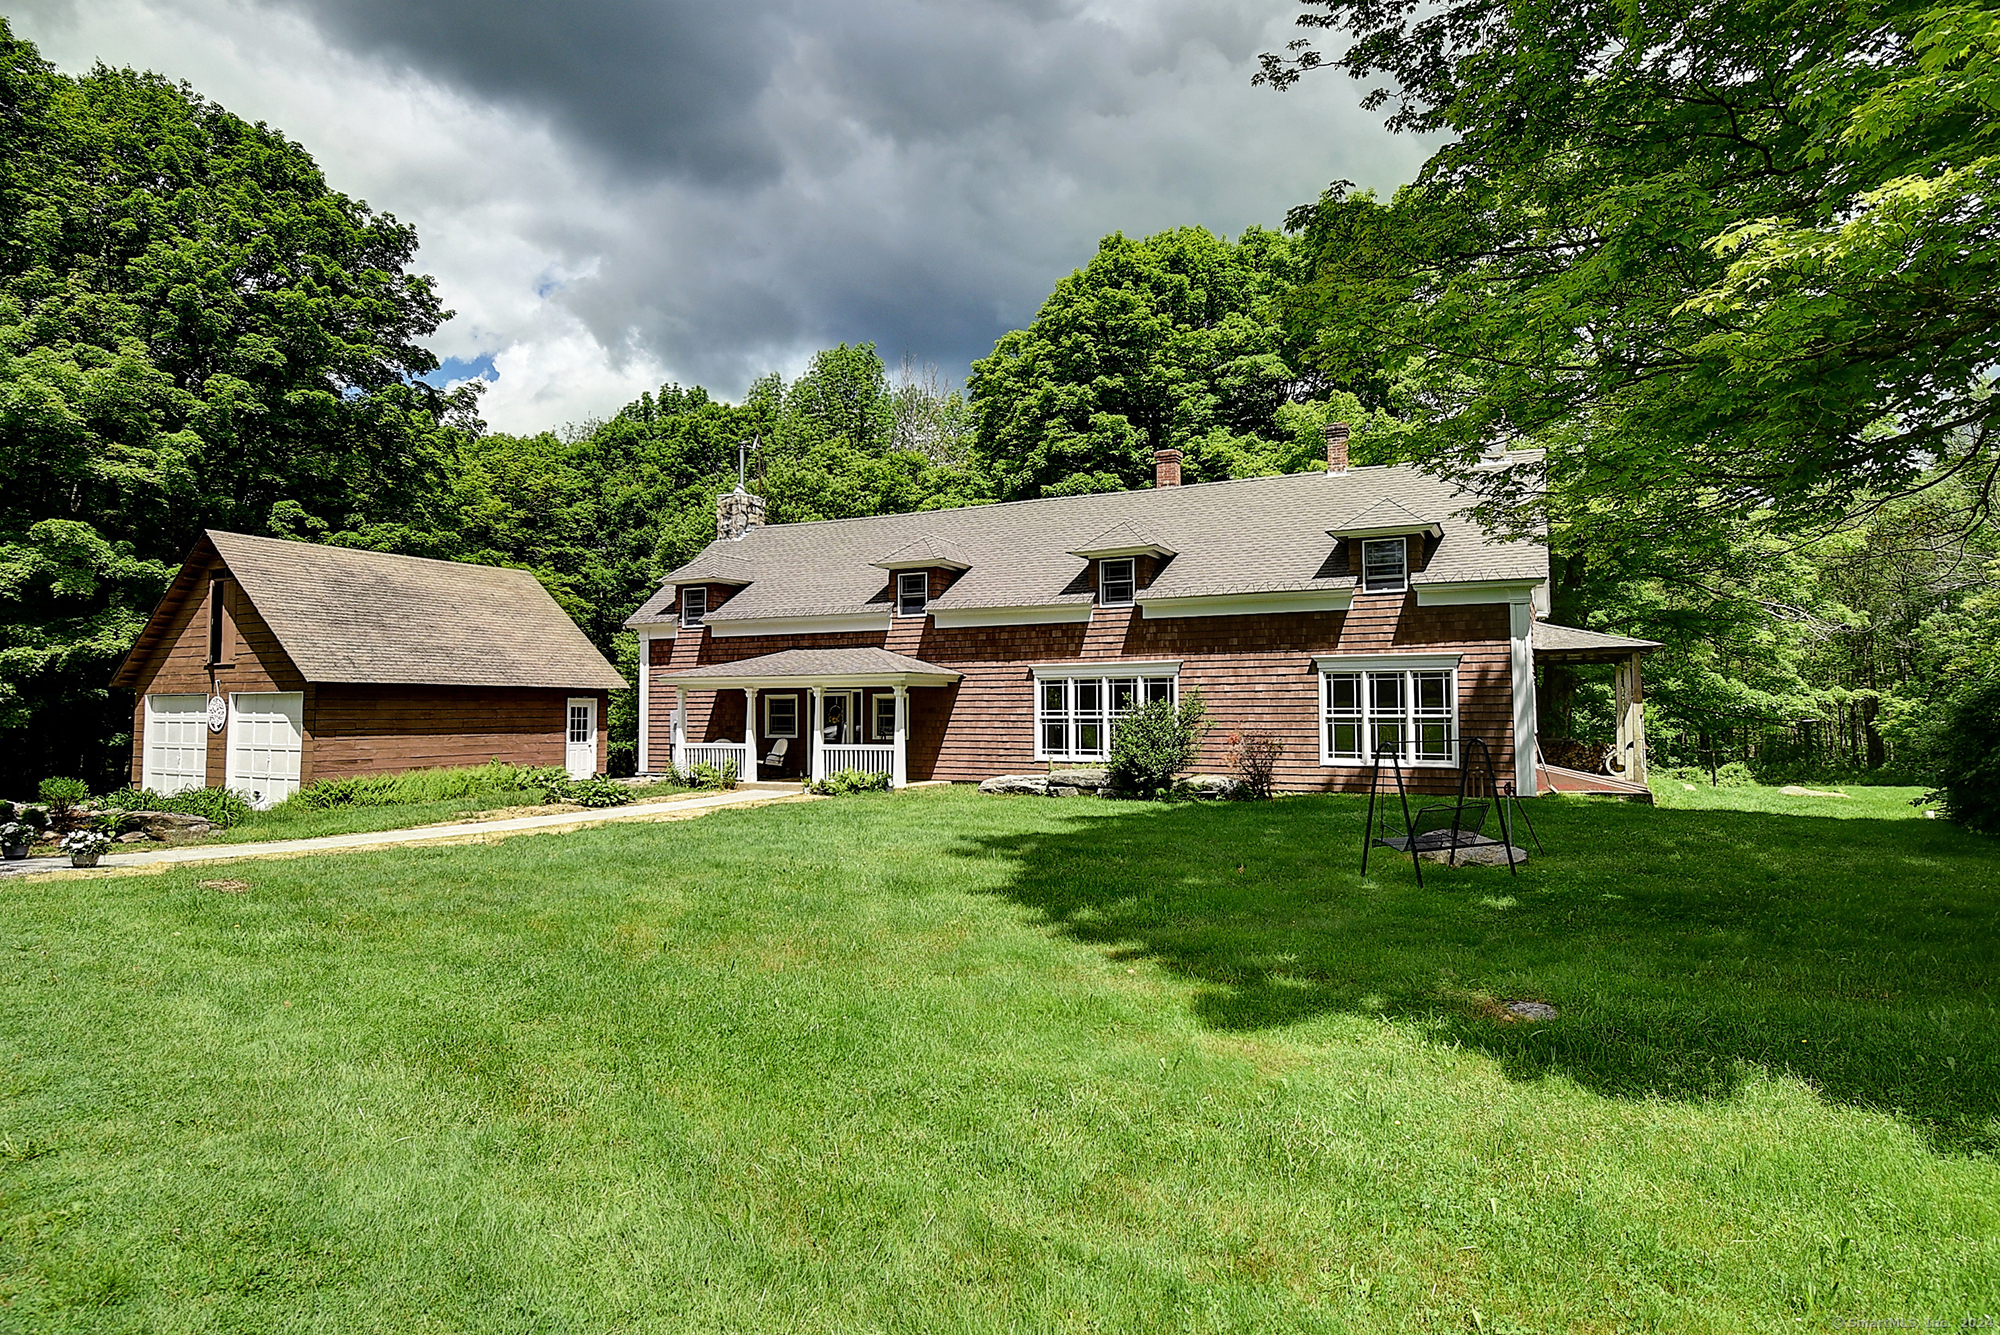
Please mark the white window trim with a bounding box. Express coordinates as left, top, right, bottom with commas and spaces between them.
1032, 666, 1179, 762
872, 693, 897, 741
897, 570, 929, 617
1098, 556, 1137, 607
679, 586, 707, 627
1361, 537, 1409, 594
1317, 663, 1460, 768
763, 693, 799, 739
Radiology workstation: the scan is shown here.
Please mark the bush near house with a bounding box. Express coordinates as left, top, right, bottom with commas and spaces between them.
809, 769, 891, 795
1107, 689, 1210, 798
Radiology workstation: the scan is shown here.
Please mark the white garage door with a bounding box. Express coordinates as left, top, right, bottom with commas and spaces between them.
227, 692, 304, 808
142, 694, 209, 794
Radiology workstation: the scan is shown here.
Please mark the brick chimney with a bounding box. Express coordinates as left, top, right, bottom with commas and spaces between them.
1154, 448, 1182, 487
1324, 421, 1351, 474
716, 486, 767, 541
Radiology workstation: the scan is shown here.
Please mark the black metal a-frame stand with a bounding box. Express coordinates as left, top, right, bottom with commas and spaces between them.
1361, 737, 1523, 886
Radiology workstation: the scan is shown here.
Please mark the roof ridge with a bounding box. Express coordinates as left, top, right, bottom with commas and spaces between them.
208, 530, 539, 579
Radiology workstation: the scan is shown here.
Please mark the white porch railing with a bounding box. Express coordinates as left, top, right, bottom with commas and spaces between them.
822, 744, 894, 776
681, 742, 753, 778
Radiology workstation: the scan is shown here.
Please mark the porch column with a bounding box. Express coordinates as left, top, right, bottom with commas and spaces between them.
891, 685, 908, 789
1509, 599, 1539, 796
744, 686, 758, 781
1615, 652, 1648, 786
636, 631, 651, 774
808, 686, 824, 783
672, 686, 687, 772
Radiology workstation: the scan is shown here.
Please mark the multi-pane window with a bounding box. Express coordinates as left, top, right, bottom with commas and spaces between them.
897, 571, 929, 617
680, 586, 707, 627
1098, 557, 1137, 607
1320, 666, 1457, 765
568, 703, 592, 744
873, 694, 898, 740
1362, 538, 1409, 593
764, 694, 798, 738
1036, 672, 1175, 761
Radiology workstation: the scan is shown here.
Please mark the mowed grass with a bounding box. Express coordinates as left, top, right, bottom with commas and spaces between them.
0, 786, 1994, 1332
198, 779, 696, 845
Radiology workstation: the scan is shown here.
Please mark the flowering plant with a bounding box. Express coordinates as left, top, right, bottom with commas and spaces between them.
0, 821, 32, 846
59, 828, 111, 856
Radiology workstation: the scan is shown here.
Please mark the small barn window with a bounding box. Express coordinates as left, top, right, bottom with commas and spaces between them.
1362, 538, 1409, 593
207, 579, 226, 665
680, 586, 707, 627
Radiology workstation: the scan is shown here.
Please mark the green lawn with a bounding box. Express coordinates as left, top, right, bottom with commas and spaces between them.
0, 785, 1994, 1331
190, 779, 697, 846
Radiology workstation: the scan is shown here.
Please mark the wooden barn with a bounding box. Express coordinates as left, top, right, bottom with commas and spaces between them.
111, 532, 627, 805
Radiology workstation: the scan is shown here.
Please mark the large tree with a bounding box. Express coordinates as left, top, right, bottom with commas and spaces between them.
1263, 0, 2000, 542
967, 226, 1313, 498
0, 21, 472, 789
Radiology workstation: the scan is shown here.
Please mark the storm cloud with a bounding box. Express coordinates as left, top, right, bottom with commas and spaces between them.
12, 0, 1424, 430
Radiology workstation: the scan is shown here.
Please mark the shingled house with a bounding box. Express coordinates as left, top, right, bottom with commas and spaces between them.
626, 429, 1657, 796
112, 532, 626, 805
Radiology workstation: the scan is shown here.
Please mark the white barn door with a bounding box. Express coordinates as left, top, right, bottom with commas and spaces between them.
565, 697, 598, 778
227, 692, 304, 808
142, 694, 208, 794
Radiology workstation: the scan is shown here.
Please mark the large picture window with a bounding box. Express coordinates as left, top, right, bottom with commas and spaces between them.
1034, 666, 1177, 761
1318, 657, 1459, 766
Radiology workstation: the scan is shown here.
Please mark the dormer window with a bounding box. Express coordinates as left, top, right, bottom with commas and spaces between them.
897, 571, 929, 617
1098, 557, 1136, 607
1362, 538, 1409, 594
680, 586, 707, 627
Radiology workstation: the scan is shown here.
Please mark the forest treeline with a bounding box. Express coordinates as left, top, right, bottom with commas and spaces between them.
2, 10, 1995, 807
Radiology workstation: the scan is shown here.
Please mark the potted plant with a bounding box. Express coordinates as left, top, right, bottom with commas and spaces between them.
0, 821, 31, 860
59, 828, 112, 868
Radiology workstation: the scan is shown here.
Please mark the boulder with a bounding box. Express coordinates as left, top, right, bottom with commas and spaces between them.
1176, 774, 1243, 799
114, 810, 215, 841
1045, 768, 1110, 789
1049, 785, 1081, 798
1779, 785, 1849, 798
978, 776, 1050, 796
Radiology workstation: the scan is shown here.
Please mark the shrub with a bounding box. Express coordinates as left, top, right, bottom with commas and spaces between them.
37, 777, 89, 831
534, 773, 633, 808
283, 761, 535, 812
1928, 671, 2000, 834
1108, 689, 1210, 798
809, 768, 890, 796
687, 761, 739, 792
1223, 730, 1285, 799
96, 786, 252, 828
607, 741, 637, 778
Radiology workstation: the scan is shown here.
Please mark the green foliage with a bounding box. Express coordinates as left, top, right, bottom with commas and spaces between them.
808, 769, 890, 795
284, 761, 534, 812
1107, 689, 1210, 797
685, 761, 739, 792
94, 785, 251, 828
0, 19, 473, 792
1222, 730, 1285, 799
533, 772, 633, 808
35, 776, 87, 830
1923, 671, 2000, 834
969, 227, 1330, 498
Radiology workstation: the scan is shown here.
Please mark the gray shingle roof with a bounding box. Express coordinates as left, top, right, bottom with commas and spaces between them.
627, 460, 1548, 626
135, 531, 626, 690
1069, 521, 1175, 558
1329, 498, 1441, 537
656, 647, 961, 684
872, 535, 975, 570
1531, 622, 1662, 658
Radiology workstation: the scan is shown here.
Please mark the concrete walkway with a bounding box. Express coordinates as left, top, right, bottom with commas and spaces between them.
1, 784, 811, 881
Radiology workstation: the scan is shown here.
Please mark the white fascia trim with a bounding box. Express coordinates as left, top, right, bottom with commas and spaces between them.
1069, 543, 1176, 560
930, 603, 1094, 628
1314, 653, 1465, 673
706, 612, 891, 638
1031, 660, 1183, 679
1138, 589, 1354, 620
664, 672, 961, 690
1326, 523, 1444, 540
627, 620, 678, 637
1414, 579, 1544, 607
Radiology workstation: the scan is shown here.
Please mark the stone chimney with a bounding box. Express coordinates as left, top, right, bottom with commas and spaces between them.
1324, 421, 1351, 474
716, 486, 767, 541
1154, 448, 1182, 487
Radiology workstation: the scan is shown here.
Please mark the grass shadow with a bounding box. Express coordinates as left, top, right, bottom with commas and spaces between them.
960, 794, 2000, 1156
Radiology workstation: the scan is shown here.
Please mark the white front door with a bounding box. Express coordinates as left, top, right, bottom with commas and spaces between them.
226, 692, 303, 808
565, 697, 598, 778
142, 694, 209, 794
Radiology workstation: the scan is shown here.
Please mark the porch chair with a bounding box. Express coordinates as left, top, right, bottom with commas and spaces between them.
761, 737, 789, 771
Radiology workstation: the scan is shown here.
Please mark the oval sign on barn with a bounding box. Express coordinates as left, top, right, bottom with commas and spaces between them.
206, 695, 227, 733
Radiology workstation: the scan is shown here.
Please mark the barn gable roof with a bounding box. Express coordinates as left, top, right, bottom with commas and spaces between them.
112, 531, 626, 692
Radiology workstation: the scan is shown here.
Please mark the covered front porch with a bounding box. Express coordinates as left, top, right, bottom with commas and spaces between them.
654, 648, 961, 788
1530, 621, 1662, 798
